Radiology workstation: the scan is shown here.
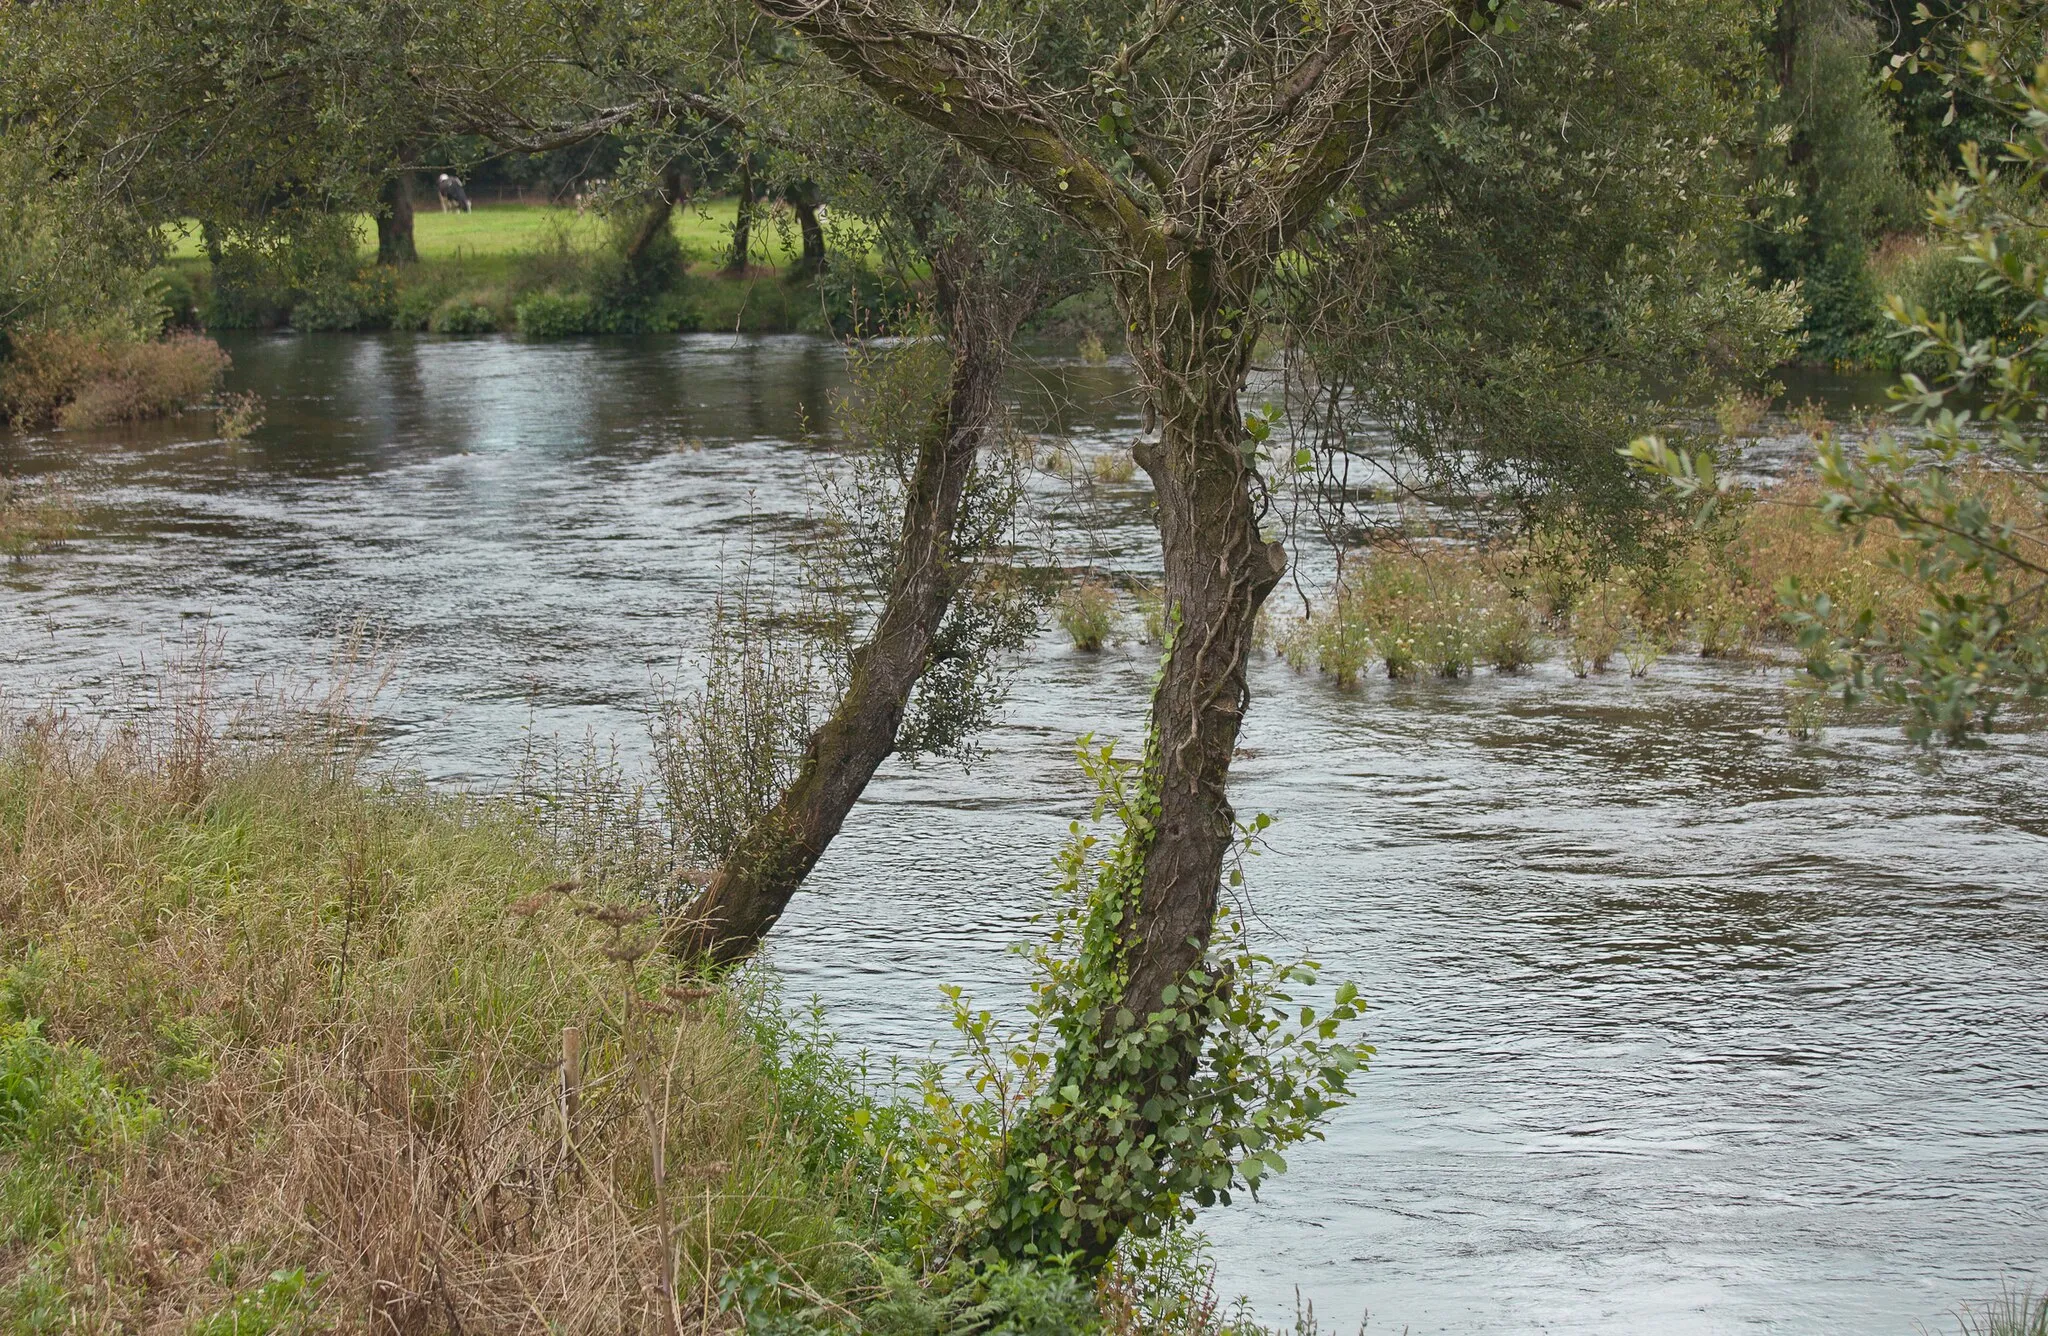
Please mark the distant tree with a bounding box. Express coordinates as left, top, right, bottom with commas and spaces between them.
1283, 0, 1799, 554
1632, 22, 2048, 743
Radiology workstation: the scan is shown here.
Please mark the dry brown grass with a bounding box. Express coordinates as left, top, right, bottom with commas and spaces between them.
1, 330, 229, 429
1271, 465, 2046, 686
0, 708, 866, 1334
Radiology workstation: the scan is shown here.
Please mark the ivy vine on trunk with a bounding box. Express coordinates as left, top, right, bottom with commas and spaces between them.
741, 0, 1582, 1256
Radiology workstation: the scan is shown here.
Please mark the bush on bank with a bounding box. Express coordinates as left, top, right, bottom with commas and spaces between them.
0, 328, 229, 431
164, 207, 927, 341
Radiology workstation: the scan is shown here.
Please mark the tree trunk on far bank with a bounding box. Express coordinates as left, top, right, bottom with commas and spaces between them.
723, 159, 755, 275
376, 173, 417, 265
670, 247, 1025, 966
791, 182, 827, 275
625, 162, 691, 268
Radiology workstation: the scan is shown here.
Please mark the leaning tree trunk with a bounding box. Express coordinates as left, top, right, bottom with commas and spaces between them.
723, 158, 756, 275
670, 250, 1023, 965
375, 172, 418, 265
624, 162, 691, 270
1112, 254, 1285, 1021
989, 250, 1285, 1264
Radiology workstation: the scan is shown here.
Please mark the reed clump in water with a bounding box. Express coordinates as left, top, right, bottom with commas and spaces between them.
1270, 468, 2048, 690
1275, 550, 1546, 685
0, 479, 79, 561
1058, 579, 1119, 652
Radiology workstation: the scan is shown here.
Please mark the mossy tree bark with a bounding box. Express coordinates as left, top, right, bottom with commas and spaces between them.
375, 172, 418, 265
670, 240, 1030, 965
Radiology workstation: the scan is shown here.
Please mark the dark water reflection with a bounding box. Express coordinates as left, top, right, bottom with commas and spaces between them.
3, 332, 2044, 1334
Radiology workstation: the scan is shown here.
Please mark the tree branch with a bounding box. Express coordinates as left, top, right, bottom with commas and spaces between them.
747, 0, 1156, 250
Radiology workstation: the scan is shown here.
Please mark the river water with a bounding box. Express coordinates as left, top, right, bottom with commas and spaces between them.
3, 332, 2044, 1334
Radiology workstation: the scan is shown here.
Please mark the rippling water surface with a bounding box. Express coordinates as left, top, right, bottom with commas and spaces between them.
3, 332, 2044, 1334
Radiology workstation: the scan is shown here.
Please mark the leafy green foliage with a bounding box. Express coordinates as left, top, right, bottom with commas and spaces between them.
0, 1017, 159, 1252
808, 330, 1041, 765
1751, 0, 1918, 362
1784, 36, 2048, 741
1629, 29, 2048, 744
882, 738, 1370, 1264
514, 288, 603, 337
427, 294, 501, 335
1285, 0, 1799, 542
0, 1019, 158, 1159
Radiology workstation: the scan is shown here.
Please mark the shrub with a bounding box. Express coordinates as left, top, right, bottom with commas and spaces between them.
202, 216, 366, 331
1057, 580, 1118, 651
151, 267, 200, 330
1301, 551, 1531, 682
428, 293, 500, 334
1566, 580, 1627, 677
388, 276, 449, 332
515, 289, 602, 338
801, 264, 916, 337
0, 482, 79, 561
55, 334, 231, 428
1481, 602, 1537, 673
0, 328, 104, 426
1, 329, 228, 429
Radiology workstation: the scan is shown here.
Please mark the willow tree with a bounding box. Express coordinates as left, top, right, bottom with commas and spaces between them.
737, 0, 1581, 1255
410, 0, 1082, 956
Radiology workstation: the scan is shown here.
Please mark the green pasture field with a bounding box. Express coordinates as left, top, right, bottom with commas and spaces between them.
161, 199, 851, 272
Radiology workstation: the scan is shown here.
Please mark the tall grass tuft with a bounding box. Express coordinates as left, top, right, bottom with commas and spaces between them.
1058, 580, 1119, 651
0, 685, 868, 1333
1955, 1286, 2048, 1336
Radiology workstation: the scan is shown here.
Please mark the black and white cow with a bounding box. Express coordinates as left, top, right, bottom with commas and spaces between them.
436, 173, 471, 214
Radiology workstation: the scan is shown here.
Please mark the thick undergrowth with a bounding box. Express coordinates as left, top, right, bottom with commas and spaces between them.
0, 696, 1309, 1335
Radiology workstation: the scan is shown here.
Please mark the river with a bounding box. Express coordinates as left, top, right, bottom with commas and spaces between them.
3, 331, 2044, 1334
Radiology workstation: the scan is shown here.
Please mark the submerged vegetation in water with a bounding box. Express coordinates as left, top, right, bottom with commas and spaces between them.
1265, 459, 2047, 732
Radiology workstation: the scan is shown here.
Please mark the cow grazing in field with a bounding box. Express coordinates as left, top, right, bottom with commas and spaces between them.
436, 174, 471, 213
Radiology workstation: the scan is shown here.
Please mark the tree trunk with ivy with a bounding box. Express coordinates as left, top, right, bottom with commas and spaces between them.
670, 239, 1032, 965
746, 0, 1546, 1258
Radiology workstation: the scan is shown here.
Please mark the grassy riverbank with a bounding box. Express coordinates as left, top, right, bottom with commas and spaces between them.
0, 718, 847, 1331
157, 201, 921, 338
0, 701, 1270, 1334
